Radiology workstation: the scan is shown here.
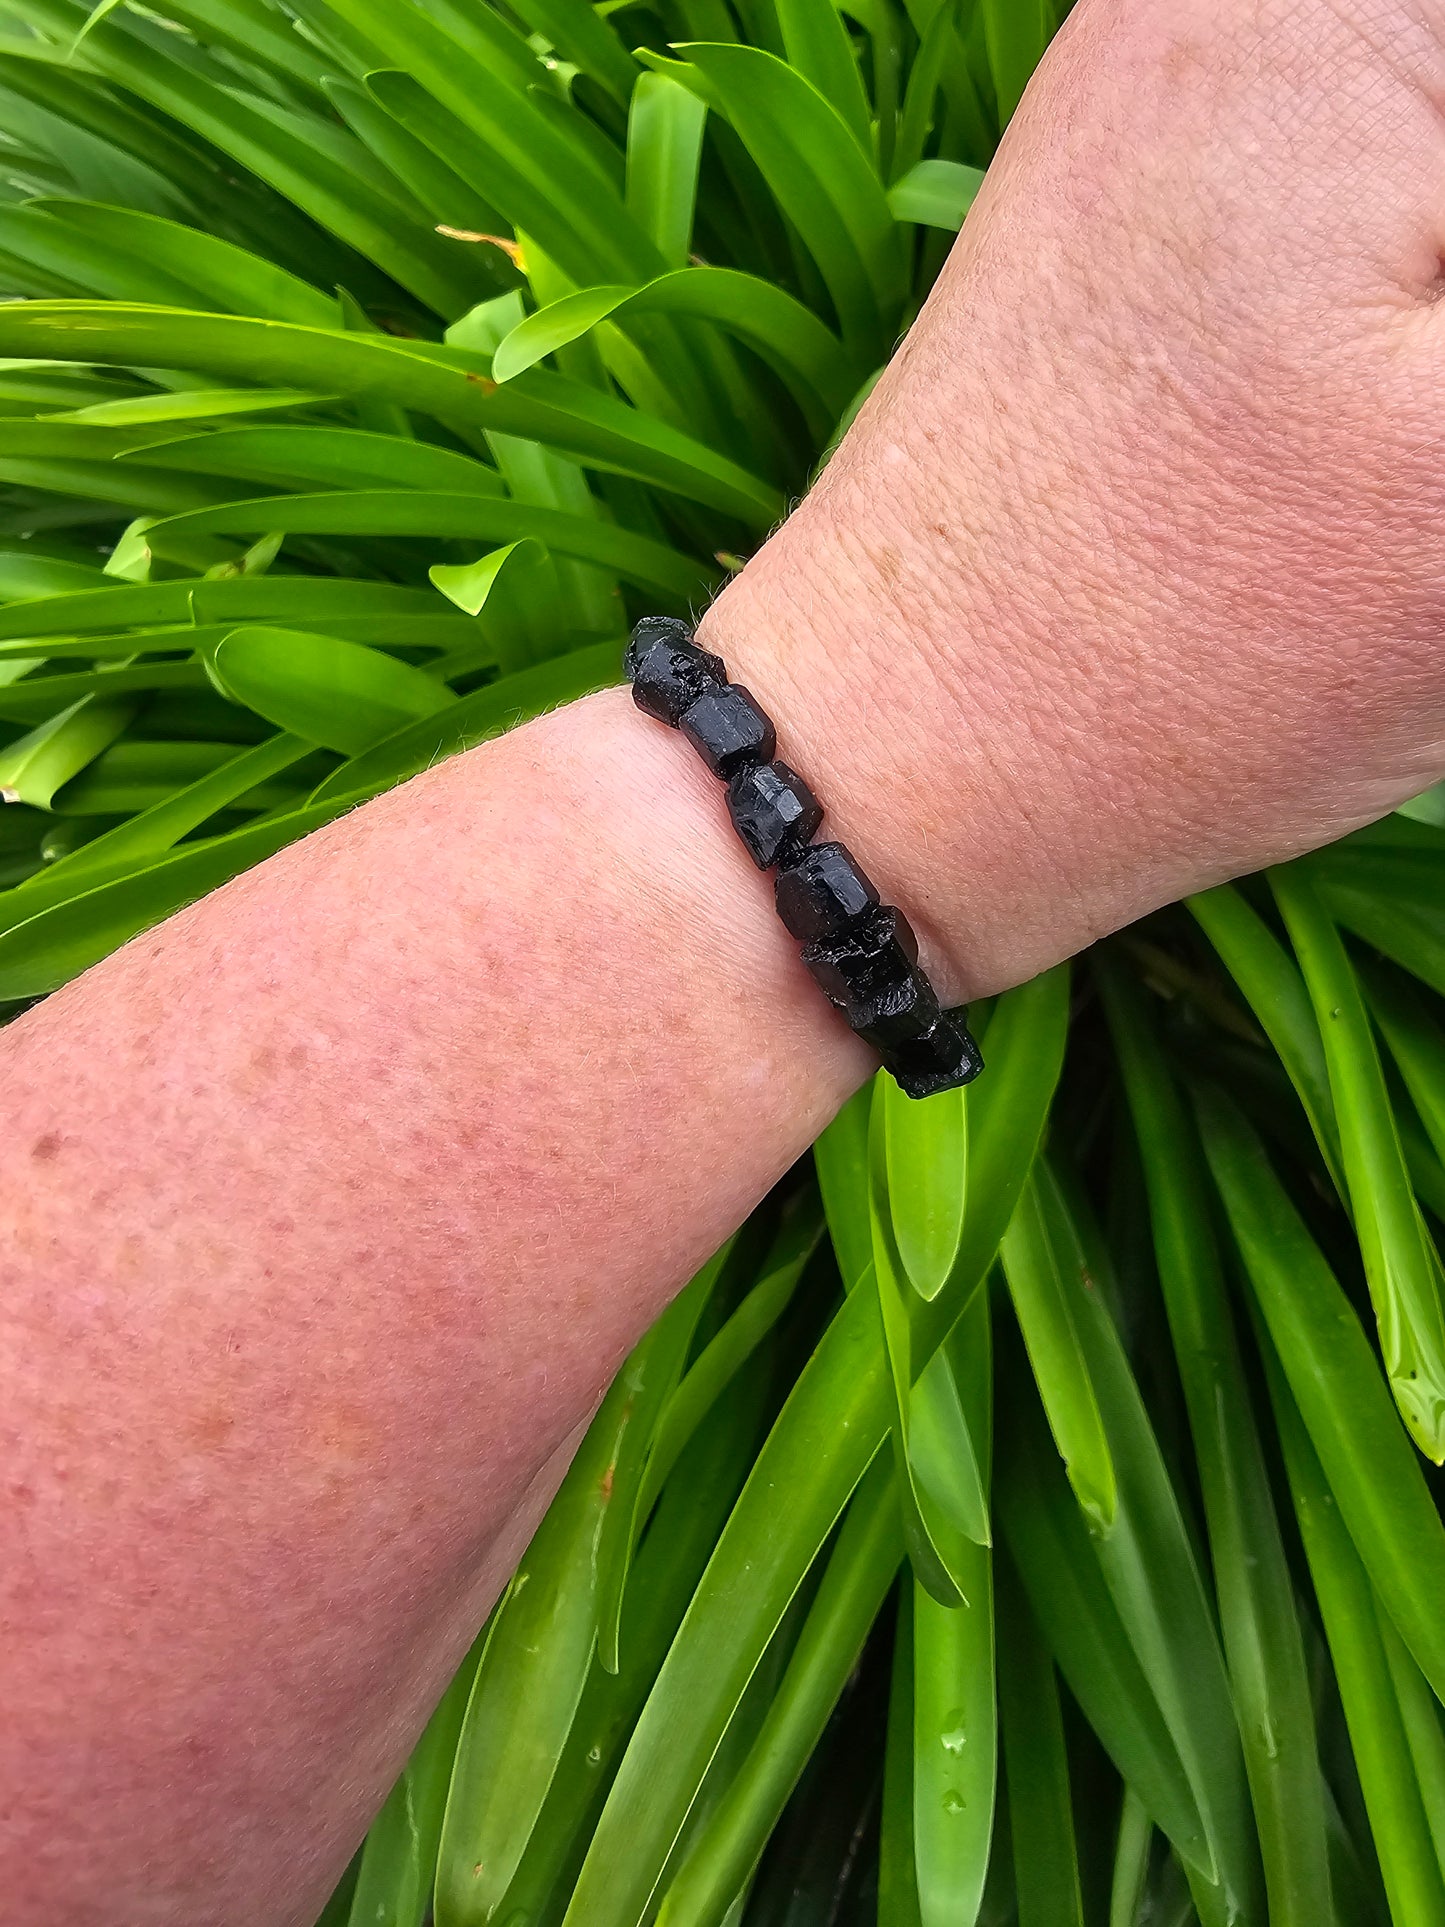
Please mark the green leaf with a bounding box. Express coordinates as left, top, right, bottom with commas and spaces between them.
1379, 1609, 1445, 1892
1187, 882, 1343, 1191
350, 41, 655, 287
497, 1379, 774, 1925
0, 200, 214, 305
870, 1087, 989, 1594
625, 73, 708, 270
1102, 961, 1333, 1926
19, 200, 347, 328
893, 0, 962, 182
0, 691, 134, 808
0, 658, 206, 726
346, 1631, 488, 1927
938, 970, 1068, 1329
998, 1168, 1116, 1533
429, 540, 542, 617
0, 305, 782, 525
143, 492, 708, 604
41, 732, 314, 880
434, 1358, 663, 1926
912, 1289, 996, 1927
997, 1557, 1086, 1927
1196, 1084, 1445, 1705
1109, 1791, 1154, 1927
1398, 779, 1445, 825
1320, 871, 1445, 999
210, 627, 456, 756
504, 0, 638, 104
997, 1359, 1212, 1884
887, 157, 985, 229
678, 42, 906, 358
592, 1254, 722, 1676
0, 574, 465, 642
323, 76, 509, 246
882, 1073, 967, 1300
46, 737, 301, 820
121, 425, 506, 500
1031, 1164, 1257, 1927
490, 267, 854, 434
879, 1588, 925, 1927
1271, 864, 1445, 1460
1363, 956, 1445, 1178
639, 1190, 824, 1518
653, 1452, 902, 1926
774, 0, 873, 155
45, 387, 336, 426
1265, 1344, 1445, 1927
813, 1081, 872, 1291
55, 2, 482, 313
980, 0, 1054, 126
0, 547, 112, 603
558, 1281, 893, 1927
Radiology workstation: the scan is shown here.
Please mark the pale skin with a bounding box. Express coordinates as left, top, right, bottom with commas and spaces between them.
4, 0, 1445, 1918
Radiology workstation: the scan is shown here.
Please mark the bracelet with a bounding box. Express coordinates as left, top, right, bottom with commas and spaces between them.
624, 617, 983, 1100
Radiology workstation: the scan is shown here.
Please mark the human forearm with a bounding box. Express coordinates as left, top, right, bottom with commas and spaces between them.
0, 688, 870, 1926
8, 0, 1445, 1916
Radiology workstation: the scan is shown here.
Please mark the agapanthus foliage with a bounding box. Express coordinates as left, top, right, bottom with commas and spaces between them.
1, 0, 1443, 1921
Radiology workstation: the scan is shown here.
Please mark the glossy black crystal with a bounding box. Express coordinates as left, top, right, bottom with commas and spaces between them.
627, 624, 726, 726
801, 907, 920, 1012
889, 1013, 985, 1099
624, 614, 692, 670
680, 684, 776, 778
774, 841, 879, 942
727, 761, 823, 869
852, 969, 941, 1050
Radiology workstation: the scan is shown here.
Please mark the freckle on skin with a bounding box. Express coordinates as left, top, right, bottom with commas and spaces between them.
189, 1407, 234, 1451
30, 1133, 61, 1163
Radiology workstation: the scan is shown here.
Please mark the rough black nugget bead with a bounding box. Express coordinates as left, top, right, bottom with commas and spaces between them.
801, 906, 920, 1014
680, 684, 776, 778
624, 614, 692, 675
852, 969, 941, 1050
627, 624, 726, 727
727, 761, 823, 870
888, 1013, 984, 1099
774, 842, 879, 942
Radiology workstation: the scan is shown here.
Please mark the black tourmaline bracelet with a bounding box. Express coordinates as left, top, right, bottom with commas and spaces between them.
625, 616, 983, 1100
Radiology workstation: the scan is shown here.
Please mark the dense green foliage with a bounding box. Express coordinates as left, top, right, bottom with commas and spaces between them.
1, 0, 1444, 1921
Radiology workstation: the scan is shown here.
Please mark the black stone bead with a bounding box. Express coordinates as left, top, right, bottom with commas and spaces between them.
627, 623, 725, 727
624, 614, 692, 674
852, 968, 941, 1050
679, 684, 776, 778
801, 906, 920, 1015
774, 841, 879, 943
727, 760, 823, 870
887, 1013, 984, 1099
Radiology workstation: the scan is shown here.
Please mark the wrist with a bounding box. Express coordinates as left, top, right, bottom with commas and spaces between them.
695, 488, 1078, 1008
542, 685, 875, 1103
